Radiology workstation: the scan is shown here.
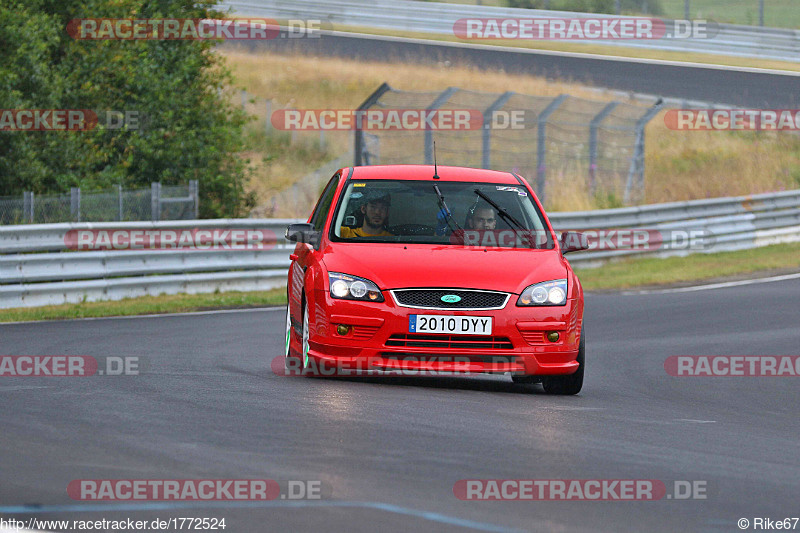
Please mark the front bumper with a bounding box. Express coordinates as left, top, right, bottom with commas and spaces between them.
302, 288, 582, 376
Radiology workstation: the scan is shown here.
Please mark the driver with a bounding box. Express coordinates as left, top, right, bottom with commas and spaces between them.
340, 191, 393, 238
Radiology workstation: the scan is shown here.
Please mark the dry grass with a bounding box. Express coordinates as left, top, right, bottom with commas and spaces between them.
221, 49, 800, 213
645, 122, 800, 202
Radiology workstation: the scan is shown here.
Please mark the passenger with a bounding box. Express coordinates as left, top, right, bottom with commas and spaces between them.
466, 200, 497, 230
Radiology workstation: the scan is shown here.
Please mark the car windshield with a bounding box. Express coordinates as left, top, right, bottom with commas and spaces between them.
330, 179, 554, 249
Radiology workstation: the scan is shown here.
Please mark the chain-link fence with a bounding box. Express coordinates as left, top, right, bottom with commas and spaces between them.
354, 84, 661, 205
0, 181, 198, 225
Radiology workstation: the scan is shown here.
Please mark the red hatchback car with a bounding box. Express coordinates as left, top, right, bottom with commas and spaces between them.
284, 165, 588, 394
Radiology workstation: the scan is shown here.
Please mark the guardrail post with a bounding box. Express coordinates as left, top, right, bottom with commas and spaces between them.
151, 182, 161, 222
23, 191, 34, 224
481, 91, 515, 169
624, 99, 663, 204
589, 102, 619, 195
70, 187, 81, 222
537, 94, 568, 204
424, 87, 459, 165
354, 82, 392, 166
759, 0, 764, 26
189, 180, 199, 219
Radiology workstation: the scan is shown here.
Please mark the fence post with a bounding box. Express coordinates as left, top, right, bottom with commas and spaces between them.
23, 191, 34, 224
189, 179, 199, 219
624, 99, 663, 204
70, 187, 81, 222
536, 94, 568, 205
151, 182, 161, 221
266, 100, 272, 134
118, 184, 123, 221
354, 82, 392, 166
481, 91, 515, 169
589, 102, 619, 195
424, 87, 459, 165
241, 89, 247, 109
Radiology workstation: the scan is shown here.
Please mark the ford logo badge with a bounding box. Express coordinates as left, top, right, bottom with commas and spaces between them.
441, 294, 461, 303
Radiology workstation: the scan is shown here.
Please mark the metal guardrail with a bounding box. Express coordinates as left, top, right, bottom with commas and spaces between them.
221, 0, 800, 63
1, 190, 800, 308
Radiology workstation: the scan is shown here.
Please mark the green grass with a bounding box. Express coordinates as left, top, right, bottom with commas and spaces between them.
576, 241, 800, 290
0, 289, 286, 323
428, 0, 800, 28
1, 243, 799, 323
660, 0, 799, 28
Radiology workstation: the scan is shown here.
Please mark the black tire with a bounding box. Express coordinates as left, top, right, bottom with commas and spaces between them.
283, 300, 294, 373
541, 333, 585, 395
284, 295, 312, 377
511, 375, 539, 384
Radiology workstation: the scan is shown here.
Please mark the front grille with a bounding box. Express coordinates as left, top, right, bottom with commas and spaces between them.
380, 352, 518, 364
386, 334, 513, 350
392, 289, 508, 310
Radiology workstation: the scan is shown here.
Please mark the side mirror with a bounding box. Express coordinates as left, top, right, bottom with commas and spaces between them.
560, 231, 589, 254
285, 223, 320, 245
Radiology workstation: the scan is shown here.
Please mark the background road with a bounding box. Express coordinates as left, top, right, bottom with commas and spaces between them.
1, 277, 798, 532
233, 32, 800, 108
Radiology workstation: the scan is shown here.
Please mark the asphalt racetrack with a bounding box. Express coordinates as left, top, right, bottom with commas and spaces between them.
1, 277, 798, 532
234, 31, 800, 108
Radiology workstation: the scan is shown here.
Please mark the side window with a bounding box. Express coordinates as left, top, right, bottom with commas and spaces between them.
309, 173, 340, 232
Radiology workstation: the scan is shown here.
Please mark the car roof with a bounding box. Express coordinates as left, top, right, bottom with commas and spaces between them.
345, 165, 521, 184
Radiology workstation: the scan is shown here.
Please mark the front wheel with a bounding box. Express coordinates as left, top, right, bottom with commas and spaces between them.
541, 333, 585, 395
283, 301, 295, 373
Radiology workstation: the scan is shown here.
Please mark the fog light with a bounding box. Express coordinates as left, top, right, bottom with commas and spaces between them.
546, 331, 560, 342
336, 324, 351, 336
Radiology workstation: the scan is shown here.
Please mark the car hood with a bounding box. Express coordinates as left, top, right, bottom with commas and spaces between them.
321, 243, 567, 294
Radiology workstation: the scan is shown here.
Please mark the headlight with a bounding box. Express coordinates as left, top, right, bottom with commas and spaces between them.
328, 272, 384, 302
517, 279, 567, 306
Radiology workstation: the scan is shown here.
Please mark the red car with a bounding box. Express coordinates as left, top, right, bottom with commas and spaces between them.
284, 165, 588, 394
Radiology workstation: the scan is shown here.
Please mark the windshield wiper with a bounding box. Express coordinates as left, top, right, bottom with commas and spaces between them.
433, 184, 463, 234
473, 189, 543, 248
473, 189, 526, 231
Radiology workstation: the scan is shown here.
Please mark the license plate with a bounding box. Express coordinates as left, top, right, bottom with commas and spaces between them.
409, 315, 492, 335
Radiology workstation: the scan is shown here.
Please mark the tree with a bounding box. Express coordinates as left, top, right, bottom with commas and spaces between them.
0, 0, 254, 217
